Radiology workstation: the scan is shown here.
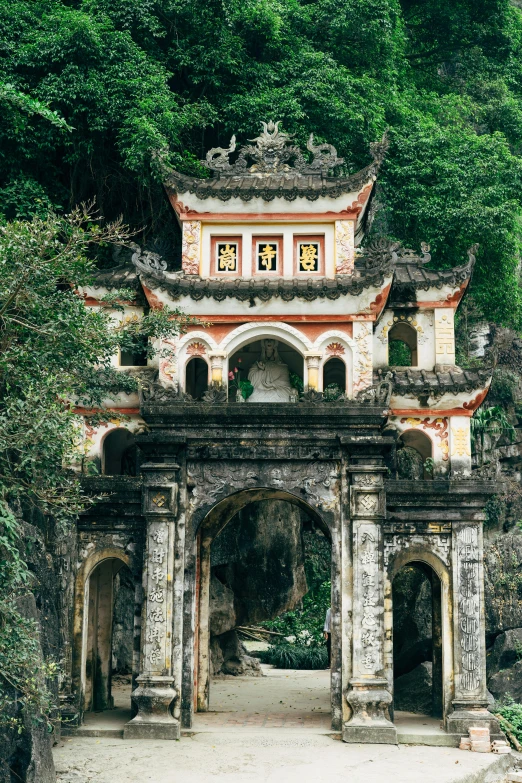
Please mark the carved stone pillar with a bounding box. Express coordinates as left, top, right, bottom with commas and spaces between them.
124, 462, 181, 740
208, 352, 227, 387
446, 523, 502, 738
343, 466, 397, 744
304, 353, 322, 390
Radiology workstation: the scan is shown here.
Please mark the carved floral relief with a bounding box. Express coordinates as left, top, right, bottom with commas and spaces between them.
182, 220, 201, 275
326, 342, 345, 356
186, 342, 207, 357
353, 323, 373, 393
335, 220, 355, 275
187, 460, 340, 512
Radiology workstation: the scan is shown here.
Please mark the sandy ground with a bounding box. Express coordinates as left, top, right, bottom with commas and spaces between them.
53, 734, 512, 783
57, 667, 513, 783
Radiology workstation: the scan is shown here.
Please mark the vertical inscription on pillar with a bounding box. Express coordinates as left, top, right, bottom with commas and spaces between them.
360, 527, 379, 673
457, 526, 480, 692
146, 524, 169, 671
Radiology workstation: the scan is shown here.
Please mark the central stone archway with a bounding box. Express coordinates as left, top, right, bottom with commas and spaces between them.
186, 487, 335, 725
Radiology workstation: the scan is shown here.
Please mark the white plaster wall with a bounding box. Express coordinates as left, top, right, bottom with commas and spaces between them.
71, 415, 145, 473
145, 284, 391, 318
449, 415, 472, 477
175, 189, 371, 217
373, 309, 436, 370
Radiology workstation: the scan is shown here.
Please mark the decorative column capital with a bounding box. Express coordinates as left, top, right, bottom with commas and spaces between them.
304, 352, 322, 368
208, 351, 227, 365
208, 352, 227, 387
304, 353, 323, 390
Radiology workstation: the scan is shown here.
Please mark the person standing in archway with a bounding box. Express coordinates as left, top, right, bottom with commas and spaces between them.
323, 607, 331, 667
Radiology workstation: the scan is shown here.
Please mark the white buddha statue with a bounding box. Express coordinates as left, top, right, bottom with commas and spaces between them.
247, 339, 294, 403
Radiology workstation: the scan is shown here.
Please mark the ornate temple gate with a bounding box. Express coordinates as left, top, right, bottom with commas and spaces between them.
119, 397, 502, 744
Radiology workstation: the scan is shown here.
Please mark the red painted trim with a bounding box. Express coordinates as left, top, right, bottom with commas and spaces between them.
210, 235, 243, 276
142, 284, 165, 309
73, 407, 140, 416
368, 283, 391, 318
293, 234, 325, 276
176, 211, 361, 223
463, 387, 490, 411
186, 314, 376, 323
391, 407, 474, 417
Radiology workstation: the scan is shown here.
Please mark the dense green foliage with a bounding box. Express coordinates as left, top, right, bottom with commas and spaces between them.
1, 0, 522, 324
0, 208, 192, 729
496, 700, 522, 746
258, 643, 328, 670
261, 530, 331, 646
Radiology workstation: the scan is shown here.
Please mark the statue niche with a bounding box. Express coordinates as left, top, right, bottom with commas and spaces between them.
247, 339, 293, 403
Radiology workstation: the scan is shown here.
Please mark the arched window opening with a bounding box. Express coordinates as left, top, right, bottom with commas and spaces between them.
227, 339, 304, 401
323, 357, 346, 397
102, 429, 137, 476
392, 563, 443, 719
185, 357, 209, 399
388, 322, 418, 367
84, 559, 134, 714
120, 336, 148, 367
397, 430, 433, 480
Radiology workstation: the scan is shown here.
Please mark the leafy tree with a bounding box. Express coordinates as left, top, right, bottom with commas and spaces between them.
0, 0, 520, 325
0, 206, 193, 731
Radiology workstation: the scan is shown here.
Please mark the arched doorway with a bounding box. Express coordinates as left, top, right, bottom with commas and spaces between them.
83, 558, 135, 715
102, 429, 137, 476
397, 429, 433, 479
392, 561, 443, 719
185, 357, 209, 399
322, 357, 346, 396
192, 489, 333, 728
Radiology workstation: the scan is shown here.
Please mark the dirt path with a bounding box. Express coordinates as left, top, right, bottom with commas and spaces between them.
53, 734, 512, 783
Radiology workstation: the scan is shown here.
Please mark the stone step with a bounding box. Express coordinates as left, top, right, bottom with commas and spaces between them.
397, 732, 461, 747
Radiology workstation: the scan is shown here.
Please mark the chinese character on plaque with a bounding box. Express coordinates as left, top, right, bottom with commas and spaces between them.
299, 243, 319, 272
217, 243, 238, 271
257, 242, 278, 272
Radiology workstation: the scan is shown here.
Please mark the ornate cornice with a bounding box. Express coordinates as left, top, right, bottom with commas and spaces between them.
376, 367, 492, 398
136, 267, 388, 302
163, 120, 387, 203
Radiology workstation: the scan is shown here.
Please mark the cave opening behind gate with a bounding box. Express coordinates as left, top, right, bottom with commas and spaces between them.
196, 498, 333, 726
392, 562, 443, 719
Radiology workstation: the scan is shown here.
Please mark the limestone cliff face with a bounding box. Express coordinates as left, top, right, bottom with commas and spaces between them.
209, 500, 308, 675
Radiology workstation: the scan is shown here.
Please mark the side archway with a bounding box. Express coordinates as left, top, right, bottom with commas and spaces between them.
385, 549, 453, 721
72, 549, 134, 717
